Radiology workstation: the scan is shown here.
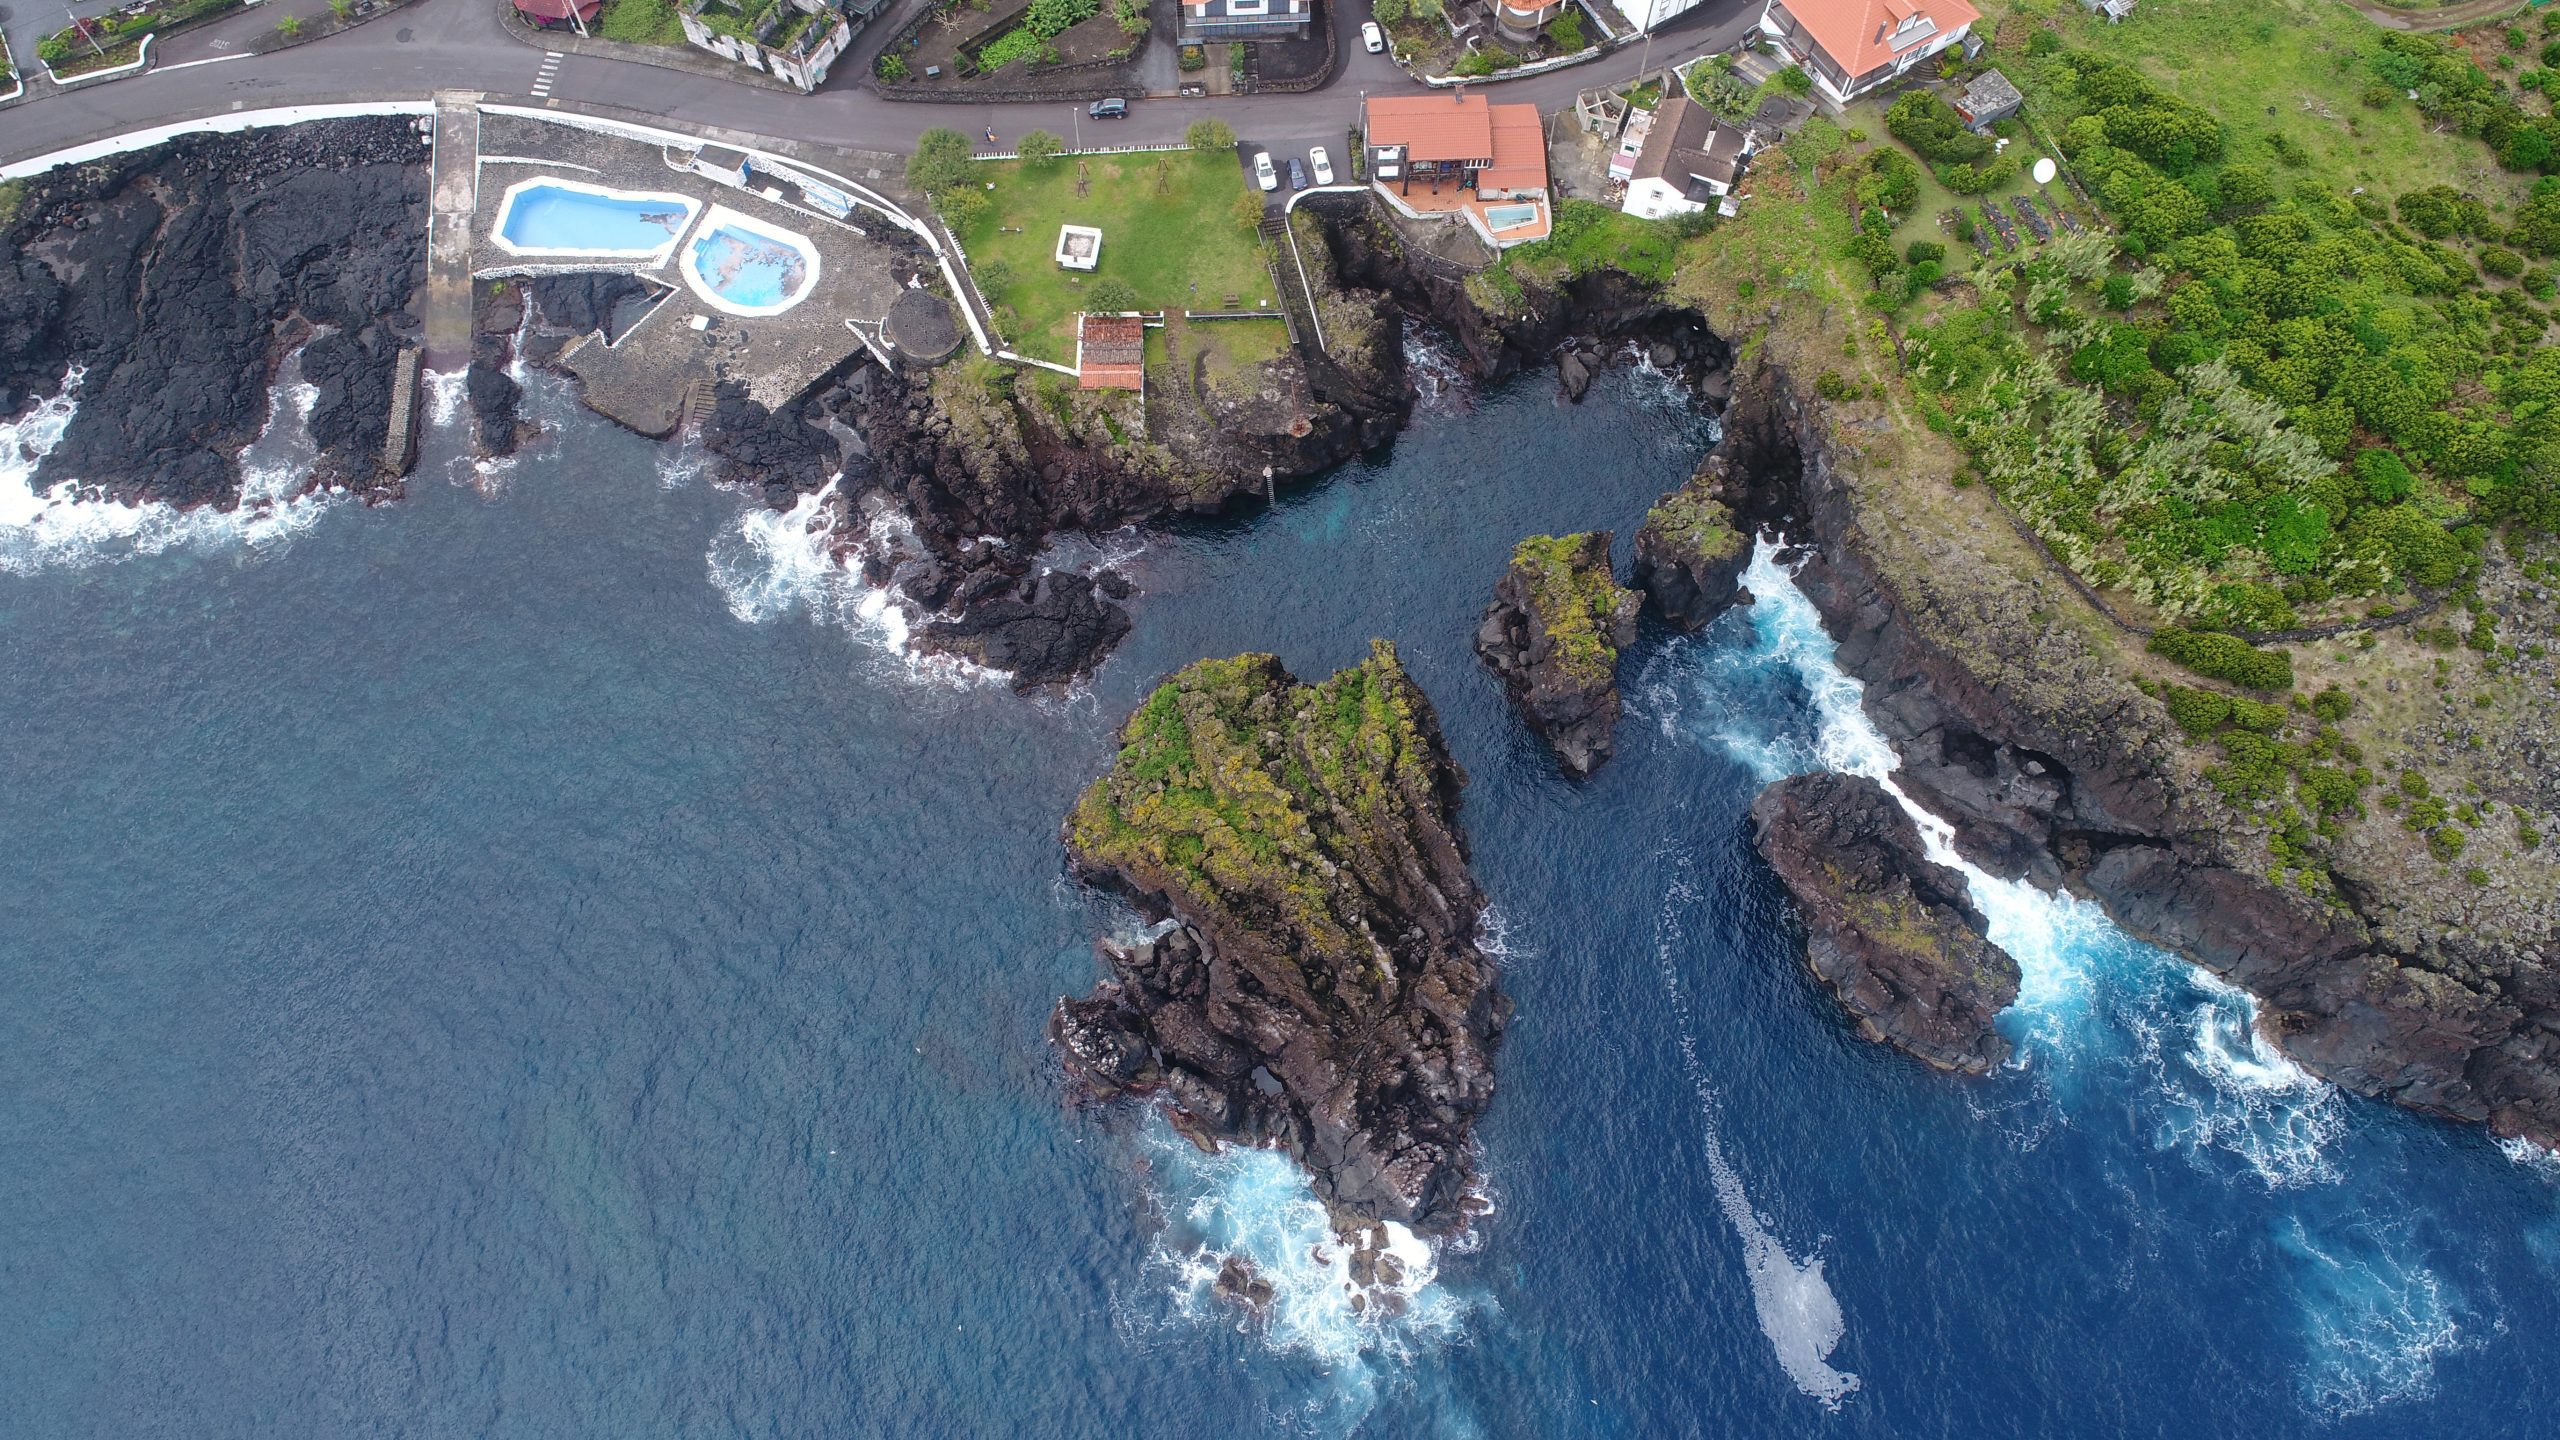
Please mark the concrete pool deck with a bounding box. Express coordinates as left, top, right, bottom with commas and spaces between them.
465, 110, 912, 433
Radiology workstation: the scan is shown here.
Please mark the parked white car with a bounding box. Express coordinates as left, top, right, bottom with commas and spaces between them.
1308, 146, 1335, 186
1253, 150, 1279, 192
1362, 20, 1385, 53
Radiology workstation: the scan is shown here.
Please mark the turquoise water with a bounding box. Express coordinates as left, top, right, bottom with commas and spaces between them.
3, 357, 2558, 1437
688, 226, 809, 309
497, 184, 693, 254
1482, 204, 1540, 230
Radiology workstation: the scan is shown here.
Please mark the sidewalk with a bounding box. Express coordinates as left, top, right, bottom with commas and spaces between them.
154, 0, 348, 68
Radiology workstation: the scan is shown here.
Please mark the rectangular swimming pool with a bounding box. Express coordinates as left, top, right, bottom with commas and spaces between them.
493, 181, 701, 258
1482, 203, 1541, 232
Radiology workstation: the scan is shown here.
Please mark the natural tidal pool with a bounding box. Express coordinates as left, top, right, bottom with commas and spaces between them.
3, 358, 2558, 1438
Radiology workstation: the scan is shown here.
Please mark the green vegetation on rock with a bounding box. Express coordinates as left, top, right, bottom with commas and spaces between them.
1508, 533, 1637, 691
1641, 484, 1745, 565
1066, 643, 1457, 993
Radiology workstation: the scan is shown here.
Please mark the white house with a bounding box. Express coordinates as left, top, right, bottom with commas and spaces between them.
1618, 0, 1712, 33
1759, 0, 1979, 107
1620, 96, 1752, 219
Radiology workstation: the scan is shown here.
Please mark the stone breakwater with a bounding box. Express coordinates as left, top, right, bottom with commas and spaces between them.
0, 119, 429, 507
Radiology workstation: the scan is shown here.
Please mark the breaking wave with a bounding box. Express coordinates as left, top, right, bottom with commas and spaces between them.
1125, 1116, 1480, 1434
3, 365, 338, 574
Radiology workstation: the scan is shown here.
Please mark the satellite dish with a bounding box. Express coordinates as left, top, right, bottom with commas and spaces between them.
2032, 157, 2057, 186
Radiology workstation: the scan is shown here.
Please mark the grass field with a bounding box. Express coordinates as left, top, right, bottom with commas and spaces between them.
2024, 0, 2527, 208
959, 151, 1277, 363
596, 0, 687, 45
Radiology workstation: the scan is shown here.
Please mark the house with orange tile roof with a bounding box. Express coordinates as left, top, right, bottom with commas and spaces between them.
1759, 0, 1980, 107
1363, 91, 1553, 250
1076, 313, 1146, 392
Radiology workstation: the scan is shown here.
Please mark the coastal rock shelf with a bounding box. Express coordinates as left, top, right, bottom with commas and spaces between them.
0, 119, 429, 507
1750, 771, 2021, 1076
1633, 454, 1752, 632
1051, 643, 1508, 1229
1475, 531, 1641, 778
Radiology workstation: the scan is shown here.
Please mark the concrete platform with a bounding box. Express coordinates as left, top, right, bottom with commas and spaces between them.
463, 109, 904, 431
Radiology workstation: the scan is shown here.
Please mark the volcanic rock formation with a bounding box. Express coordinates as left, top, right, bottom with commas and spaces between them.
1476, 532, 1642, 778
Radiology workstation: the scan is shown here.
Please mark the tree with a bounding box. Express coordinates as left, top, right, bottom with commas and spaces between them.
1087, 277, 1139, 312
908, 129, 977, 204
1371, 0, 1407, 19
1231, 185, 1269, 230
1018, 129, 1065, 165
1185, 117, 1236, 152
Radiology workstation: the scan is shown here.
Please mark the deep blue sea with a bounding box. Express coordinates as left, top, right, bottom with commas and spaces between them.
5, 353, 2558, 1439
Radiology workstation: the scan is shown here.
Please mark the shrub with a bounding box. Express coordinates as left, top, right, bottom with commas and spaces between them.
1453, 48, 1502, 78
1905, 239, 1944, 265
974, 259, 1013, 294
2161, 684, 2233, 738
1086, 277, 1139, 312
1887, 89, 1993, 168
1017, 129, 1065, 165
2482, 245, 2526, 278
1372, 0, 1407, 18
2149, 627, 2295, 691
1185, 118, 1235, 152
1547, 12, 1585, 51
1230, 185, 1267, 230
1179, 43, 1206, 70
277, 13, 302, 34
1776, 64, 1813, 97
1114, 0, 1146, 36
1814, 370, 1853, 401
876, 52, 910, 80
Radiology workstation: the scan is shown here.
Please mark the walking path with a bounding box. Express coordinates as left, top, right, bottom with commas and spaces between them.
424, 90, 481, 367
2342, 0, 2527, 30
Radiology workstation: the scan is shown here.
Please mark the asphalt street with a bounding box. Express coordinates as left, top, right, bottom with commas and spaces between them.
3, 0, 1765, 183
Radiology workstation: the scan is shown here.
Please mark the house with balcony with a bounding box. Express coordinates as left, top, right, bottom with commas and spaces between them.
678, 0, 879, 92
1620, 96, 1752, 219
1491, 0, 1566, 43
1759, 0, 1979, 107
1364, 91, 1553, 249
1617, 0, 1709, 32
1176, 0, 1313, 42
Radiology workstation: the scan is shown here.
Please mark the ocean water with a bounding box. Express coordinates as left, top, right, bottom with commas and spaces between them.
4, 355, 2558, 1439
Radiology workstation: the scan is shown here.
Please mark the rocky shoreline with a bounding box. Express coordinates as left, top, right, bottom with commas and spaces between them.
0, 119, 429, 509
13, 124, 2551, 1160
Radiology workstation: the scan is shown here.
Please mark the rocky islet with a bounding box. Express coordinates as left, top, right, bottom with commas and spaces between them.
1475, 530, 1642, 778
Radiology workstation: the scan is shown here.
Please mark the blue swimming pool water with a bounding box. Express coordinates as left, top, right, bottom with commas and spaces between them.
1483, 203, 1539, 230
688, 225, 809, 309
498, 184, 693, 254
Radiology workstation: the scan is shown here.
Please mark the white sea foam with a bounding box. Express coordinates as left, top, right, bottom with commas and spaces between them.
3, 365, 338, 574
1403, 333, 1466, 412
2279, 1216, 2466, 1418
1130, 1118, 1478, 1430
704, 483, 1000, 687
2500, 1134, 2560, 1180
423, 367, 469, 430
1650, 853, 1861, 1409
1726, 542, 2347, 1183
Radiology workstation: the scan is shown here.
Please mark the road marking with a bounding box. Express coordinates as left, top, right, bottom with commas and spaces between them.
529, 52, 562, 99
152, 52, 256, 74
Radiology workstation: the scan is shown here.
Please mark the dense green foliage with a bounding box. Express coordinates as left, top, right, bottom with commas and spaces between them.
1507, 535, 1636, 689
975, 0, 1097, 70
2147, 626, 2294, 691
1899, 33, 2555, 646
1066, 644, 1446, 981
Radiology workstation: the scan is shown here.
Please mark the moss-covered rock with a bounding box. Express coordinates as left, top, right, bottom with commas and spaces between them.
1054, 642, 1508, 1229
1475, 531, 1641, 777
1633, 454, 1752, 630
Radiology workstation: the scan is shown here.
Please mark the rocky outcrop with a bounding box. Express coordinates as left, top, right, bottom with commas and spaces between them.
467, 281, 529, 460
1710, 350, 2560, 1147
1633, 453, 1753, 630
1052, 643, 1508, 1230
0, 119, 428, 507
1750, 772, 2020, 1074
1475, 532, 1641, 778
914, 569, 1132, 690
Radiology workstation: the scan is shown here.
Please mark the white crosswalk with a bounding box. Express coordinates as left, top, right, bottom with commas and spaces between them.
529, 52, 563, 99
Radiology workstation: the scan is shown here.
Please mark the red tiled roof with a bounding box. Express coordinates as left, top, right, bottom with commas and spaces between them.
1782, 0, 1978, 79
1078, 313, 1145, 390
1479, 103, 1548, 193
1365, 94, 1496, 165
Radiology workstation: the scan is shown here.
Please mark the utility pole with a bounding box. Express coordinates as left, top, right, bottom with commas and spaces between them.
69, 8, 105, 60
1071, 104, 1081, 154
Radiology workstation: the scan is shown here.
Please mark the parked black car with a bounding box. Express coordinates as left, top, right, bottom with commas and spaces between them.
1287, 157, 1307, 191
1089, 97, 1128, 119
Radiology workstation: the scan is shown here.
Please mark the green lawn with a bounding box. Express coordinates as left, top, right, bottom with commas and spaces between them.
1189, 317, 1290, 388
960, 151, 1276, 363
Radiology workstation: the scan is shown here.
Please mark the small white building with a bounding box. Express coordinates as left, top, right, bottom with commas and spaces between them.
677, 0, 864, 93
1620, 96, 1753, 220
1618, 0, 1712, 33
1056, 225, 1103, 272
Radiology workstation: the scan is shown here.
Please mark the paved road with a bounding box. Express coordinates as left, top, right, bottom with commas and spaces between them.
3, 0, 1763, 177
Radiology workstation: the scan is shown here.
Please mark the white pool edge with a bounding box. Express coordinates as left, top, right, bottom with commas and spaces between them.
488, 175, 703, 263
678, 203, 822, 319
